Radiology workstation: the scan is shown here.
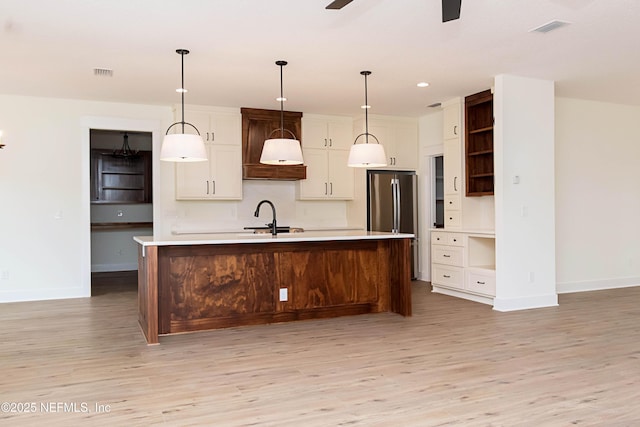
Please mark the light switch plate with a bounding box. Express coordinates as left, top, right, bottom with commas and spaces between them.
279, 288, 288, 302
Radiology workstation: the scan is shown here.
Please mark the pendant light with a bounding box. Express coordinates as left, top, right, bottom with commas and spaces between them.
160, 49, 207, 162
348, 71, 387, 168
111, 132, 139, 159
260, 60, 304, 165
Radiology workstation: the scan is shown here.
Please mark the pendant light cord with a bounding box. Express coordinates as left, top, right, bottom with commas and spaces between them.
279, 62, 284, 138
181, 50, 185, 134
364, 72, 369, 144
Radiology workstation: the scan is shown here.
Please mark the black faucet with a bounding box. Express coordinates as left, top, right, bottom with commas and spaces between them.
254, 200, 277, 236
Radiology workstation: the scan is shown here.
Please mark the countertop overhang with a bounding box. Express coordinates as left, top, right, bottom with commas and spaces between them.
134, 230, 414, 247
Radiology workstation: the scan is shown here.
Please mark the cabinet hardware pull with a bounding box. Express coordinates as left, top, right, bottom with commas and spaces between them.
443, 274, 451, 278
325, 182, 328, 195
477, 281, 485, 285
454, 125, 457, 135
324, 138, 327, 147
329, 138, 332, 147
212, 180, 215, 194
453, 239, 457, 242
206, 181, 209, 194
454, 176, 458, 192
330, 182, 333, 195
443, 254, 451, 258
211, 131, 214, 142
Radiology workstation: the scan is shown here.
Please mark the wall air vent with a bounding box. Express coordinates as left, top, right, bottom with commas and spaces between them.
93, 68, 113, 77
530, 20, 571, 34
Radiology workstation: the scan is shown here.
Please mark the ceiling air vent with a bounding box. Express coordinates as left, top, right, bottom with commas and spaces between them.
530, 20, 571, 34
93, 68, 113, 77
428, 103, 442, 108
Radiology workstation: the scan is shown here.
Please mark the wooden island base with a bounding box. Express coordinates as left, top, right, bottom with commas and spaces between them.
137, 237, 411, 344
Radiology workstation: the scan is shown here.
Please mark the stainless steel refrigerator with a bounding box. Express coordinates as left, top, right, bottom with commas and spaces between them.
367, 170, 418, 279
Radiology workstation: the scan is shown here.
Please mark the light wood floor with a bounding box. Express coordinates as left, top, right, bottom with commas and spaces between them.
2, 274, 640, 426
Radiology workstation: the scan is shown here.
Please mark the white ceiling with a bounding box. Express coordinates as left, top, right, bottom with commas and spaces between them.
1, 0, 639, 117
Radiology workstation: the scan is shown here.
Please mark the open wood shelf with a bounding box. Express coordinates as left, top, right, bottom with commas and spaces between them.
465, 89, 494, 197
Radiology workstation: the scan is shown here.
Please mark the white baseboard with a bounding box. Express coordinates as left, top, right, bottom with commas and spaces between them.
492, 293, 559, 312
431, 285, 494, 306
91, 263, 138, 273
557, 277, 640, 294
0, 287, 90, 303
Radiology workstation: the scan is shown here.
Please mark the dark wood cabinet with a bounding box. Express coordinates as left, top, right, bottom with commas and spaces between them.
465, 90, 494, 196
241, 107, 306, 180
90, 149, 152, 203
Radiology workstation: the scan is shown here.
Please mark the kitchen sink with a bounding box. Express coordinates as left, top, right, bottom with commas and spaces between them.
244, 226, 304, 234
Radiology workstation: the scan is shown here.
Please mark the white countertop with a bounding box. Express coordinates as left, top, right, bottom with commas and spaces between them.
134, 230, 415, 247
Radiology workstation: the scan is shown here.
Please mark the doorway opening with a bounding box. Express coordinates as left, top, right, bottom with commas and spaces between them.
432, 155, 444, 229
90, 129, 153, 296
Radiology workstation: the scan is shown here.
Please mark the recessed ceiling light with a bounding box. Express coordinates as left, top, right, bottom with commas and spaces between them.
417, 82, 430, 88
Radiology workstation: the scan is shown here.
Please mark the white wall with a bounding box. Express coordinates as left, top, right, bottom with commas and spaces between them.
555, 98, 640, 292
493, 75, 557, 311
0, 94, 171, 302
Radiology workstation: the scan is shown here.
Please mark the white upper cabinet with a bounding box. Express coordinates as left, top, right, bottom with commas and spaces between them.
174, 107, 243, 200
354, 116, 418, 170
298, 115, 354, 200
301, 116, 353, 150
442, 98, 463, 229
443, 101, 461, 140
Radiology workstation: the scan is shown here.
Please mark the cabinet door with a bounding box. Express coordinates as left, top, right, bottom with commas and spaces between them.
301, 118, 329, 149
210, 145, 242, 199
328, 149, 354, 199
298, 148, 329, 199
444, 138, 461, 195
175, 144, 212, 199
210, 112, 241, 146
443, 103, 461, 140
327, 120, 353, 150
182, 110, 212, 142
391, 123, 418, 169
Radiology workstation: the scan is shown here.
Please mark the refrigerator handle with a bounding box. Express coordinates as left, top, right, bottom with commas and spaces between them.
395, 179, 401, 233
391, 178, 400, 233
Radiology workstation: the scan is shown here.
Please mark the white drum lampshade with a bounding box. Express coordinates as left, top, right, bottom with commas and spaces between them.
347, 141, 387, 167
160, 133, 207, 162
260, 138, 304, 165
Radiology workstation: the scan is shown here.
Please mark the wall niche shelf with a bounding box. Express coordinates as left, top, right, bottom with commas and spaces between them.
465, 89, 494, 196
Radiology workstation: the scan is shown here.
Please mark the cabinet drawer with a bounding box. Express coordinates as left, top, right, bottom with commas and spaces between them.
432, 265, 464, 289
447, 233, 464, 247
445, 194, 461, 211
445, 211, 461, 228
432, 245, 463, 266
465, 270, 496, 296
431, 231, 448, 245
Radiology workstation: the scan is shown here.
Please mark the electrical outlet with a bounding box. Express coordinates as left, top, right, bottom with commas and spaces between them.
117, 209, 124, 217
279, 288, 288, 302
0, 270, 9, 280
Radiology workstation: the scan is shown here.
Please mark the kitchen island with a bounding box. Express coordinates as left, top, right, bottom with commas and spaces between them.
134, 230, 413, 344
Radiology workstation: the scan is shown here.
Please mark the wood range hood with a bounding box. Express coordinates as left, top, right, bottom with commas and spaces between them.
241, 107, 306, 180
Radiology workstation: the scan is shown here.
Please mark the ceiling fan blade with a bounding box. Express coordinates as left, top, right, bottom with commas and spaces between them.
326, 0, 353, 10
442, 0, 462, 22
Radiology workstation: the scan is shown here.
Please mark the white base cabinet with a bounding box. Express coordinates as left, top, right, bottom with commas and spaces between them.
431, 230, 495, 304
